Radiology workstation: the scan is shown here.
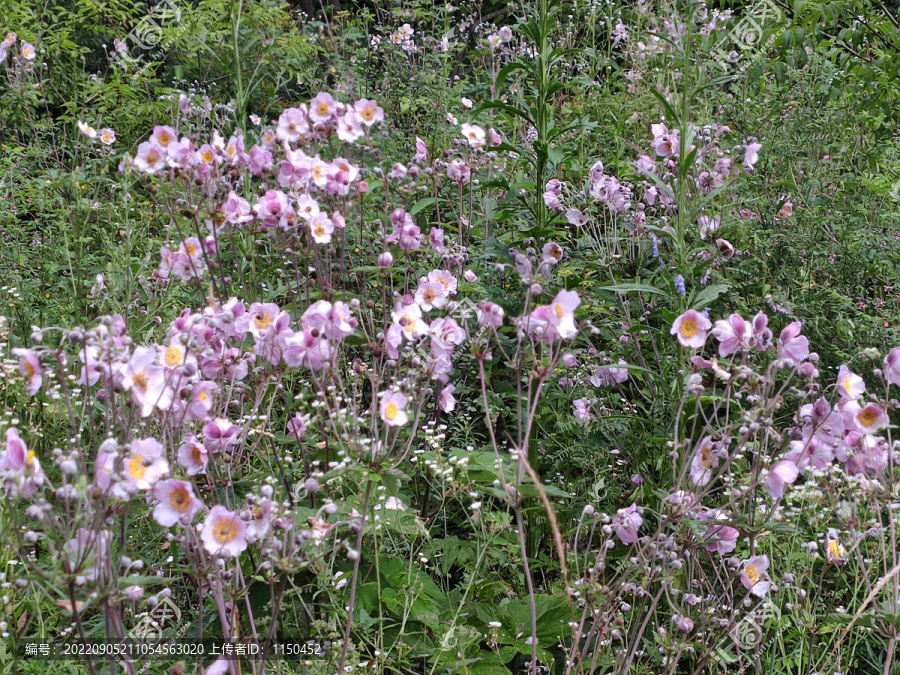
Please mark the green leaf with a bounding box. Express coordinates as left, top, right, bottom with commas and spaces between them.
596, 283, 667, 297
410, 197, 436, 216
691, 283, 729, 308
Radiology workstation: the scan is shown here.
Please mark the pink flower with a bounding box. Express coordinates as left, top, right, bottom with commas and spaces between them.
477, 302, 505, 329
392, 298, 430, 340
777, 321, 809, 366
309, 213, 334, 244
202, 418, 241, 453
542, 242, 564, 267
785, 436, 833, 471
428, 269, 458, 294
836, 365, 865, 401
121, 346, 173, 417
21, 41, 36, 60
354, 98, 384, 126
12, 348, 42, 395
78, 121, 98, 139
460, 123, 486, 148
223, 191, 253, 225
689, 436, 719, 485
414, 136, 428, 163
750, 312, 773, 350
612, 503, 643, 544
153, 479, 203, 527
65, 529, 111, 581
883, 348, 900, 387
337, 111, 363, 143
380, 391, 409, 427
740, 555, 772, 597
701, 521, 739, 555
254, 190, 296, 230
123, 438, 169, 490
309, 92, 338, 124
133, 142, 166, 174
415, 280, 447, 311
650, 123, 679, 157
287, 412, 309, 439
763, 459, 798, 500
670, 310, 711, 349
0, 427, 45, 498
186, 381, 216, 422
201, 505, 248, 557
845, 401, 888, 435
276, 107, 309, 142
573, 398, 593, 422
439, 385, 456, 413
697, 215, 720, 240
743, 142, 762, 171
204, 657, 229, 675
177, 434, 208, 475
301, 300, 357, 341
712, 314, 752, 357
280, 329, 333, 371
429, 227, 446, 255
589, 360, 629, 387
539, 289, 581, 341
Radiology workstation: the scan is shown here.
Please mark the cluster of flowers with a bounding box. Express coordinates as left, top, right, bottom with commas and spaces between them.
0, 32, 35, 63
76, 121, 116, 145
548, 120, 762, 273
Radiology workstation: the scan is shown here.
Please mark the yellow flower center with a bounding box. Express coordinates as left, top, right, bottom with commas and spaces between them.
316, 102, 330, 117
146, 150, 160, 167
554, 304, 565, 319
191, 446, 203, 464
859, 408, 878, 427
197, 391, 207, 401
202, 150, 214, 163
133, 371, 149, 392
170, 488, 190, 512
843, 377, 852, 394
213, 519, 237, 544
828, 540, 844, 560
129, 456, 147, 480
23, 361, 35, 378
746, 565, 759, 586
165, 346, 183, 367
424, 289, 436, 303
26, 450, 36, 467
362, 107, 375, 121
385, 403, 399, 420
681, 318, 698, 338
701, 445, 712, 468
185, 243, 198, 256
254, 313, 271, 330
314, 224, 325, 237
158, 132, 172, 147
402, 315, 416, 333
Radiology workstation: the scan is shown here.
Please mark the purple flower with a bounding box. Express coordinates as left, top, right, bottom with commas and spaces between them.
612, 503, 643, 544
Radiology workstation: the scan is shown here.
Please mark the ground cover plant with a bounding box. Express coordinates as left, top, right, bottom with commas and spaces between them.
3, 0, 900, 673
